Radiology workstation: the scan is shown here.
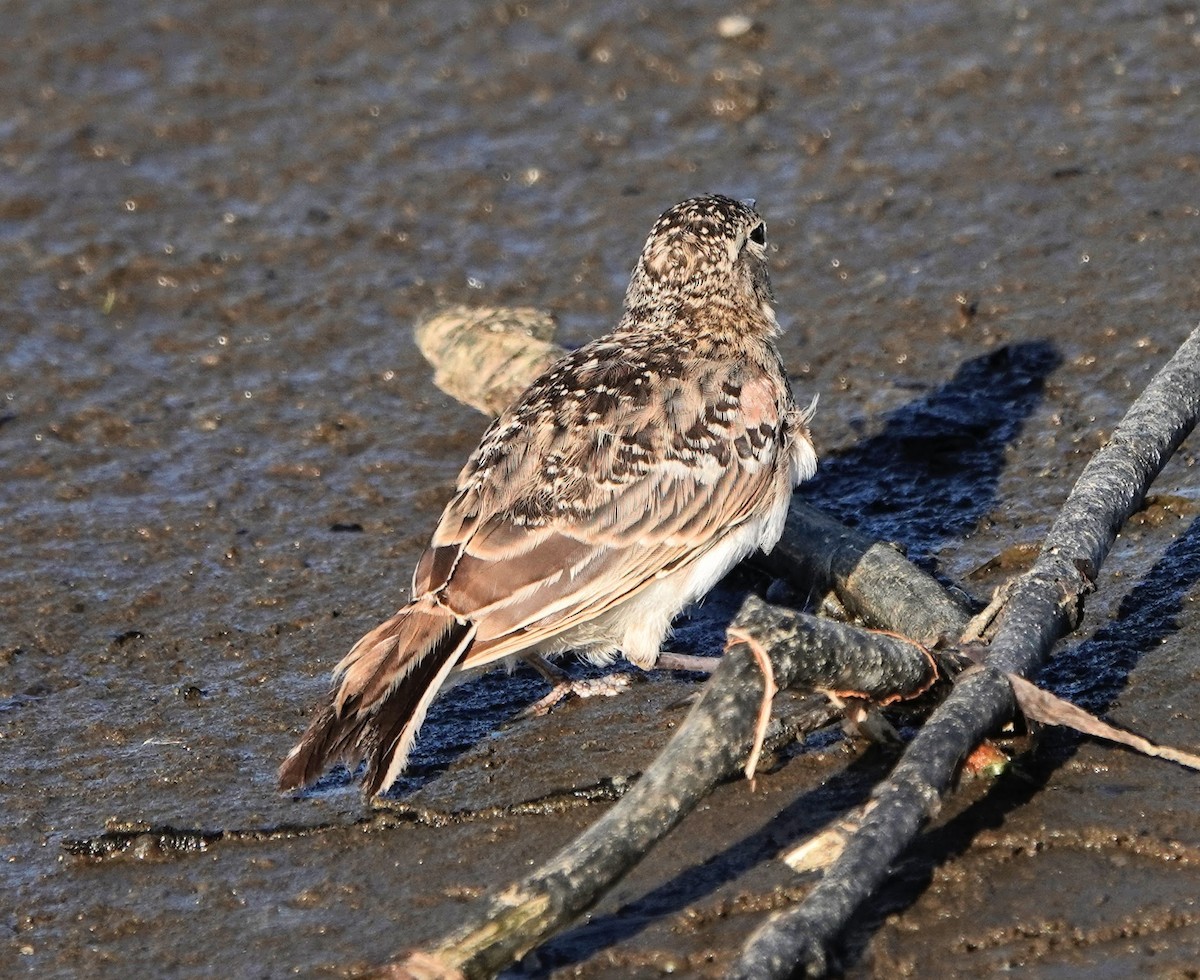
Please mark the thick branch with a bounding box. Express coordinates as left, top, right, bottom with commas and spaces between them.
730, 596, 943, 702
414, 305, 562, 417
768, 502, 971, 645
730, 323, 1200, 978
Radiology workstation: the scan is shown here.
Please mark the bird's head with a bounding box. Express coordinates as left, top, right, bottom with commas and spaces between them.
623, 194, 776, 332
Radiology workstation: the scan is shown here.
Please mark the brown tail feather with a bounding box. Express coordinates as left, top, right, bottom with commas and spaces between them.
278, 597, 475, 796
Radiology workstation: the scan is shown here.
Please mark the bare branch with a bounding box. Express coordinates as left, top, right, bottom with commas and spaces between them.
383, 603, 945, 978
730, 323, 1200, 979
768, 501, 971, 645
414, 305, 562, 416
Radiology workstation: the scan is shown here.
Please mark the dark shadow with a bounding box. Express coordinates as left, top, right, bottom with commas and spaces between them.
808, 341, 1062, 567
1039, 512, 1200, 712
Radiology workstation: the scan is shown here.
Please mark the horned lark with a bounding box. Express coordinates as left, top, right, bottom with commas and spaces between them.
279, 195, 817, 796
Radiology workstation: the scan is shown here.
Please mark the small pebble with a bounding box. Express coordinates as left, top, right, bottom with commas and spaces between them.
717, 14, 754, 38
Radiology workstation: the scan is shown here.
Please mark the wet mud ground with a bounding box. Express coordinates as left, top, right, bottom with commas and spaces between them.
3, 0, 1200, 976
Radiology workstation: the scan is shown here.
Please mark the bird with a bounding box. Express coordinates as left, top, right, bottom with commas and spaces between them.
278, 194, 818, 797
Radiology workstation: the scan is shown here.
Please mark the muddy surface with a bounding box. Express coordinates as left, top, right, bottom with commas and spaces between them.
3, 0, 1200, 976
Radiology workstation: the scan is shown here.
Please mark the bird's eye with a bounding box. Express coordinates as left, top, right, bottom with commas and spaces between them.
749, 223, 766, 245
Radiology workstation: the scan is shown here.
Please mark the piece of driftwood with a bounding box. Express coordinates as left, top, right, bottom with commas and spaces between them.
767, 501, 971, 645
380, 600, 946, 979
414, 305, 562, 417
729, 596, 947, 704
729, 323, 1200, 978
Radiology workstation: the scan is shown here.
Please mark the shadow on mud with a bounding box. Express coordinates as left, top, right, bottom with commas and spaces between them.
810, 340, 1063, 564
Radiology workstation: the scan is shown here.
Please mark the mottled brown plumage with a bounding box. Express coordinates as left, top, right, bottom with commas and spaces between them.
279, 195, 817, 797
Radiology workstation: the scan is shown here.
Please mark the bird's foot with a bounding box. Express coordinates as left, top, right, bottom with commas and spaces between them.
519, 672, 634, 718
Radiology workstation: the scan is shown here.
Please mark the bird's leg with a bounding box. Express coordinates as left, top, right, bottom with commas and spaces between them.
520, 651, 717, 720
519, 654, 634, 718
